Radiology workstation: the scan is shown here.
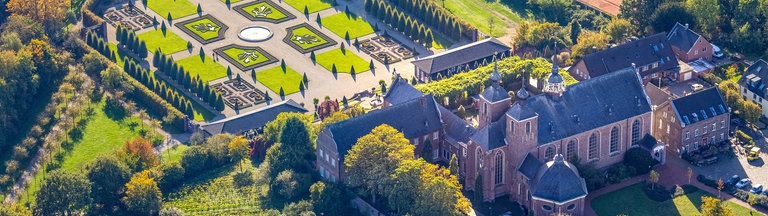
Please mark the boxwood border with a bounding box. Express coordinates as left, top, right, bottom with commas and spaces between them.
233, 0, 296, 23
214, 44, 279, 71
283, 23, 337, 54
174, 14, 229, 45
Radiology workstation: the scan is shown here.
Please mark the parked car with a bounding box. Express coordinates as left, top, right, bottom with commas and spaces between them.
726, 175, 741, 186
761, 190, 768, 196
752, 184, 764, 194
691, 84, 704, 91
736, 178, 752, 189
732, 118, 745, 127
713, 45, 724, 58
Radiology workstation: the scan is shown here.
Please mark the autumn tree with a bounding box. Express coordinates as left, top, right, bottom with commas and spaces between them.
123, 170, 163, 215
265, 116, 316, 178
6, 0, 70, 27
310, 181, 351, 215
571, 30, 609, 59
228, 136, 251, 172
604, 18, 635, 42
35, 170, 92, 215
345, 124, 415, 204
697, 196, 736, 216
742, 101, 761, 125
649, 170, 660, 190
686, 0, 720, 39
123, 136, 159, 171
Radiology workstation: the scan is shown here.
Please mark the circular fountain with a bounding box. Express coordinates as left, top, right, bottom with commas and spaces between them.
238, 26, 273, 42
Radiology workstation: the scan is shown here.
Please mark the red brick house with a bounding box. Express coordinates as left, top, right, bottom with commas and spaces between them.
667, 23, 714, 62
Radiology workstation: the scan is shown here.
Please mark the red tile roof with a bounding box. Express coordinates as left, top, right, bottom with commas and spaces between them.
576, 0, 621, 16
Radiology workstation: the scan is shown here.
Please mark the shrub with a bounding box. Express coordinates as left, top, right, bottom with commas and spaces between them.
605, 164, 637, 184
624, 147, 654, 175
232, 170, 254, 188
736, 130, 754, 145
181, 146, 209, 176
157, 162, 185, 191
642, 182, 671, 202
697, 174, 719, 189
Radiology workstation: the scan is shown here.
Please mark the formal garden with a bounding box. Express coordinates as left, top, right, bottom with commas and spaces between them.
316, 48, 371, 74
212, 77, 270, 110
255, 65, 305, 95
137, 29, 188, 55
145, 0, 197, 19
176, 54, 228, 83
281, 0, 333, 13
234, 0, 296, 23
103, 5, 153, 30
284, 24, 337, 53
176, 15, 228, 44
215, 45, 278, 71
320, 12, 375, 39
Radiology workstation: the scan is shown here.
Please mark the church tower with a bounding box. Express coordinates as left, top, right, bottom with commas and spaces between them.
544, 44, 566, 100
478, 58, 511, 128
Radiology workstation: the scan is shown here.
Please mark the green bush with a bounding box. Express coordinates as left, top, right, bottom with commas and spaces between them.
605, 164, 637, 184
623, 147, 654, 175
736, 130, 754, 145
232, 170, 254, 188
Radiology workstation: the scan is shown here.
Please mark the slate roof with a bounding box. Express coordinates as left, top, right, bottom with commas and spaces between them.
383, 75, 424, 105
667, 23, 703, 53
324, 94, 443, 161
438, 105, 476, 144
480, 85, 511, 103
412, 38, 510, 74
507, 67, 652, 145
671, 87, 728, 127
639, 134, 658, 151
738, 60, 768, 98
644, 83, 673, 107
531, 154, 588, 203
517, 153, 543, 180
200, 99, 308, 135
575, 33, 679, 78
470, 119, 507, 150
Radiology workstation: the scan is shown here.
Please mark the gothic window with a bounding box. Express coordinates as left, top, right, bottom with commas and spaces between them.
509, 121, 514, 133
631, 120, 641, 146
495, 152, 503, 185
610, 126, 619, 153
476, 148, 483, 170
525, 122, 531, 134
589, 133, 599, 160
566, 140, 576, 161
545, 146, 555, 161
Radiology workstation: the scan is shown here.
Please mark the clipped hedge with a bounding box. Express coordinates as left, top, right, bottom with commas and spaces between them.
82, 0, 105, 26
415, 56, 577, 108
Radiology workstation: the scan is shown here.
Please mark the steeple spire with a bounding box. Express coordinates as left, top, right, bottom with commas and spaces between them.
545, 43, 566, 98
551, 43, 559, 76
490, 55, 501, 86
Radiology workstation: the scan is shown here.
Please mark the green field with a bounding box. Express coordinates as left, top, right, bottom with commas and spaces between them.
256, 66, 304, 95
289, 27, 330, 50
182, 18, 223, 40
176, 55, 228, 83
592, 183, 756, 216
222, 47, 271, 68
444, 0, 528, 37
22, 98, 147, 204
321, 13, 375, 39
137, 29, 188, 55
282, 0, 333, 13
146, 0, 197, 19
316, 49, 370, 74
241, 2, 287, 20
164, 159, 267, 214
160, 144, 189, 164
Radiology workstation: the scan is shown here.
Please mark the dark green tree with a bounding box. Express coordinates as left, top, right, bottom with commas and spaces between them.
86, 155, 131, 208
35, 170, 92, 215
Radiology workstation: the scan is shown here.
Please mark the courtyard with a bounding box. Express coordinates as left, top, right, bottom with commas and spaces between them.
110, 0, 443, 120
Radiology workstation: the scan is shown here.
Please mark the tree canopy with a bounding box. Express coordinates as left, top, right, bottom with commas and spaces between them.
86, 155, 131, 209
35, 170, 92, 215
123, 170, 163, 215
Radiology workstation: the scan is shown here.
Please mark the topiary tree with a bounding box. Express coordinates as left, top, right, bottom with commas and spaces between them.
344, 31, 350, 42
340, 42, 346, 53
197, 3, 202, 14
369, 59, 374, 70
304, 5, 309, 17
281, 59, 286, 72
350, 65, 356, 75
331, 64, 337, 73
316, 14, 322, 26
161, 22, 167, 35
167, 12, 173, 23
226, 65, 232, 76
299, 81, 305, 92
279, 86, 285, 97
139, 41, 148, 59
310, 51, 316, 63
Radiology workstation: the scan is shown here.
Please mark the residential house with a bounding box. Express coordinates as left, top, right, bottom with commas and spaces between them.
667, 23, 714, 62
647, 84, 730, 157
567, 33, 679, 83
738, 60, 768, 117
411, 37, 511, 83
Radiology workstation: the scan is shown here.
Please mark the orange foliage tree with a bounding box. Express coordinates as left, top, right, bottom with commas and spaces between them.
124, 136, 159, 171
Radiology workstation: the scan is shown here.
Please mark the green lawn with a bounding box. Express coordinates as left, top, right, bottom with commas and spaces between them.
146, 0, 197, 19
137, 29, 188, 55
289, 26, 330, 50
321, 13, 375, 39
281, 0, 333, 13
22, 98, 146, 204
161, 144, 189, 164
444, 0, 528, 37
241, 2, 287, 20
432, 33, 453, 49
256, 66, 304, 95
176, 55, 228, 83
182, 18, 222, 40
316, 49, 371, 74
108, 43, 132, 67
592, 183, 756, 216
222, 47, 271, 68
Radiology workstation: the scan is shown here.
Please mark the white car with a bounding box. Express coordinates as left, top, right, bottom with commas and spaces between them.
691, 84, 704, 91
736, 178, 752, 189
713, 45, 724, 58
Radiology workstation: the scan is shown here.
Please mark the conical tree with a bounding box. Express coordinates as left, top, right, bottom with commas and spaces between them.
139, 41, 148, 59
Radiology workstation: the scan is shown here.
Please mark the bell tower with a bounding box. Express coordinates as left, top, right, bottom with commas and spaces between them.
544, 43, 566, 100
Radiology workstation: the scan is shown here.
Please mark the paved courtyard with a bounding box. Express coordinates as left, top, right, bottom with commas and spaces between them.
107, 0, 463, 122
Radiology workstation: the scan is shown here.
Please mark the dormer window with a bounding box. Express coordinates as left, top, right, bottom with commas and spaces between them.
719, 104, 726, 113
710, 107, 717, 116
701, 110, 708, 119
692, 113, 699, 122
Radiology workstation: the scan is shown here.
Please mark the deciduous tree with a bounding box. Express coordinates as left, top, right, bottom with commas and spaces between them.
123, 170, 162, 215
86, 155, 131, 208
35, 170, 91, 215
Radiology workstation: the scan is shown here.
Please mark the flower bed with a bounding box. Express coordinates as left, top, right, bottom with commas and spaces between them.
175, 15, 229, 44
234, 0, 295, 23
214, 44, 278, 71
283, 23, 337, 54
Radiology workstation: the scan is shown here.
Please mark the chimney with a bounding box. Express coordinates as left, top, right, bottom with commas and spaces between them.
420, 95, 426, 106
685, 23, 689, 29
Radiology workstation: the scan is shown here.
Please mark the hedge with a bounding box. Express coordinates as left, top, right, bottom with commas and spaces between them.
415, 56, 577, 108
82, 0, 105, 27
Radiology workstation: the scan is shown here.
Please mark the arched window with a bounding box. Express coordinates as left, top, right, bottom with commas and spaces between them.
495, 152, 503, 185
589, 133, 599, 160
631, 120, 641, 146
484, 103, 488, 115
509, 121, 514, 133
525, 122, 531, 134
610, 126, 620, 153
545, 146, 555, 161
566, 140, 576, 161
476, 148, 483, 170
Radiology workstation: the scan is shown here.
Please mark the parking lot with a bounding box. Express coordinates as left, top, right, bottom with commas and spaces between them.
694, 121, 768, 192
